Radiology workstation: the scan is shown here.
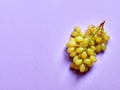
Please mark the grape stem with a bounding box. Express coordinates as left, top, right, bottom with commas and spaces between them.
88, 21, 105, 44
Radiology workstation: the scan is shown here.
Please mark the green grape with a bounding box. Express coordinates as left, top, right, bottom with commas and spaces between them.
96, 45, 101, 53
104, 34, 110, 41
76, 47, 84, 53
69, 37, 75, 42
74, 26, 81, 33
84, 58, 91, 65
83, 38, 89, 46
73, 56, 79, 63
75, 36, 83, 42
80, 32, 85, 37
96, 37, 102, 43
90, 46, 96, 51
67, 47, 75, 53
81, 51, 88, 59
89, 40, 95, 45
70, 51, 76, 57
88, 25, 95, 29
90, 56, 97, 63
87, 48, 95, 56
66, 41, 76, 47
87, 63, 93, 67
101, 43, 106, 51
79, 63, 85, 73
74, 64, 79, 70
74, 59, 83, 65
71, 31, 79, 37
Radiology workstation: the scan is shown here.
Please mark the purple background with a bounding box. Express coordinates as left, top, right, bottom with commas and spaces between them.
0, 0, 119, 90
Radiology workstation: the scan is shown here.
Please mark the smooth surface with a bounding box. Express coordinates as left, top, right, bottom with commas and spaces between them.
0, 0, 119, 90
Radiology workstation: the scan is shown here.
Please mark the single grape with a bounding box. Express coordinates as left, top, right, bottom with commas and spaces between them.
66, 41, 76, 47
90, 46, 96, 51
74, 59, 83, 65
90, 55, 97, 63
79, 63, 85, 73
74, 64, 79, 70
96, 45, 101, 53
87, 48, 95, 56
76, 47, 84, 53
83, 38, 89, 46
74, 26, 81, 33
80, 32, 85, 37
101, 43, 106, 51
75, 36, 83, 42
84, 58, 91, 65
96, 37, 102, 43
70, 51, 76, 57
81, 51, 88, 59
73, 56, 79, 63
69, 37, 75, 42
89, 40, 95, 45
67, 47, 75, 53
87, 63, 93, 67
71, 31, 79, 37
104, 34, 110, 41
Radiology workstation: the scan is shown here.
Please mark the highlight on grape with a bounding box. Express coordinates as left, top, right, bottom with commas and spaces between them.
66, 21, 110, 73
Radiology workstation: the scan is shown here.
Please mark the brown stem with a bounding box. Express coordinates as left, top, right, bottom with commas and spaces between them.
98, 20, 105, 29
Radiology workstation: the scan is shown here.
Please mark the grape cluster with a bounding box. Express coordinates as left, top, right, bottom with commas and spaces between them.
66, 21, 110, 73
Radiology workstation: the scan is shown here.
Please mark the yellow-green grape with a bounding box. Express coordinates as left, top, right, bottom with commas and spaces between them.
79, 63, 85, 73
84, 58, 91, 65
80, 32, 85, 37
75, 36, 83, 42
96, 45, 101, 53
104, 34, 110, 41
74, 59, 83, 65
70, 51, 76, 57
96, 37, 102, 43
76, 47, 84, 53
87, 63, 93, 67
85, 64, 89, 72
66, 41, 76, 47
67, 47, 75, 53
80, 42, 85, 47
102, 40, 107, 44
88, 25, 93, 29
93, 34, 98, 40
73, 56, 79, 63
90, 46, 96, 51
83, 38, 89, 46
74, 64, 79, 70
87, 48, 95, 56
70, 62, 75, 69
71, 31, 79, 37
81, 51, 88, 59
74, 26, 81, 33
90, 55, 97, 63
101, 43, 106, 51
89, 40, 95, 45
69, 37, 75, 42
91, 28, 96, 34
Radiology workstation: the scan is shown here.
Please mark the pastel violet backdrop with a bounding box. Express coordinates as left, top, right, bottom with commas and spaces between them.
0, 0, 119, 90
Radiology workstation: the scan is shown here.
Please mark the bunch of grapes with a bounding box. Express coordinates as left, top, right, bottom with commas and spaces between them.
66, 21, 110, 73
